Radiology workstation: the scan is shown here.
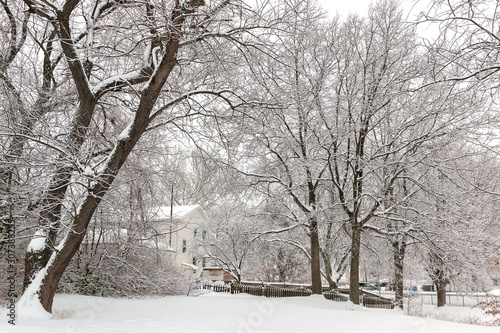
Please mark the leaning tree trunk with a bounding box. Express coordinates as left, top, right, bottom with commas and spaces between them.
23, 164, 86, 289
35, 121, 148, 311
23, 64, 170, 311
22, 0, 101, 290
320, 249, 337, 290
19, 0, 202, 313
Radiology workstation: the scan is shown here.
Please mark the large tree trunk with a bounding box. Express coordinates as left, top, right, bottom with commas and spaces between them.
349, 224, 361, 304
428, 252, 449, 307
23, 100, 97, 289
310, 217, 322, 294
22, 89, 158, 312
22, 0, 101, 290
436, 281, 447, 307
392, 239, 406, 310
432, 270, 449, 307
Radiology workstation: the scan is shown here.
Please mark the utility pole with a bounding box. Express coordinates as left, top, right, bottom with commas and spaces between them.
169, 181, 174, 247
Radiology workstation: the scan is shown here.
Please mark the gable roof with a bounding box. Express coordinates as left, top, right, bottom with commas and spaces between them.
148, 205, 208, 222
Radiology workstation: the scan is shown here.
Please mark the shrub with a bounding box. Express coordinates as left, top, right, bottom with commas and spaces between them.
473, 294, 500, 326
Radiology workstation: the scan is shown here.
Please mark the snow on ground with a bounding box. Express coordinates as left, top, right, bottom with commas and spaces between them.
1, 292, 498, 333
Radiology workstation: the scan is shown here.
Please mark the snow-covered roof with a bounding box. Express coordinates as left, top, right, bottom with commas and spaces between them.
148, 205, 207, 222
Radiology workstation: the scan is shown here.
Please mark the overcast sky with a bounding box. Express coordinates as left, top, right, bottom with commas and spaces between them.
316, 0, 432, 19
317, 0, 372, 17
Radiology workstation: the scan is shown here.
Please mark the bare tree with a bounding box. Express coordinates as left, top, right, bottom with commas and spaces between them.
223, 0, 333, 294
319, 0, 424, 304
200, 208, 262, 282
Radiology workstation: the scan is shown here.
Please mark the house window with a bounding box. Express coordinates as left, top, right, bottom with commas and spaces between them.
182, 239, 187, 253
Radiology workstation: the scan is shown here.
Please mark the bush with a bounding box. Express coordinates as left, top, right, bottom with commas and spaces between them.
473, 294, 500, 326
58, 245, 190, 297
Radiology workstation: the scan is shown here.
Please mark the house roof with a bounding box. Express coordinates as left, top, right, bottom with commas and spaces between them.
148, 205, 208, 222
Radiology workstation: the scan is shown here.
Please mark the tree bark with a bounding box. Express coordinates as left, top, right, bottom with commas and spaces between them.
436, 281, 447, 307
320, 250, 337, 290
431, 268, 448, 307
428, 252, 449, 307
310, 217, 322, 294
392, 240, 406, 310
349, 224, 361, 304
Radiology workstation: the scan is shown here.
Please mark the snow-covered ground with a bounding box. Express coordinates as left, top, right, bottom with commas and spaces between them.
1, 292, 498, 332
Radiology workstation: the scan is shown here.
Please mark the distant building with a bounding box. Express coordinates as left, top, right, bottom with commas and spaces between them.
147, 205, 228, 281
148, 205, 207, 269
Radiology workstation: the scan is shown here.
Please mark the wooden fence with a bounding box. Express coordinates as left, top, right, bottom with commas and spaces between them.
201, 283, 231, 293
230, 283, 312, 298
325, 288, 394, 309
200, 282, 394, 309
361, 294, 395, 309
323, 290, 348, 302
201, 282, 311, 298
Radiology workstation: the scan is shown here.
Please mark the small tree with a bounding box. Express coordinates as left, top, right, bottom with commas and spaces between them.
200, 210, 261, 282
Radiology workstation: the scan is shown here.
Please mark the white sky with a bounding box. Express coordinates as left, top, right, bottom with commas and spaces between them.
317, 0, 372, 17
316, 0, 439, 39
316, 0, 433, 20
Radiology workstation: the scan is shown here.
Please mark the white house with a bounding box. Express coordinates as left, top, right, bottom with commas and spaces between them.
147, 205, 233, 282
147, 205, 210, 272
